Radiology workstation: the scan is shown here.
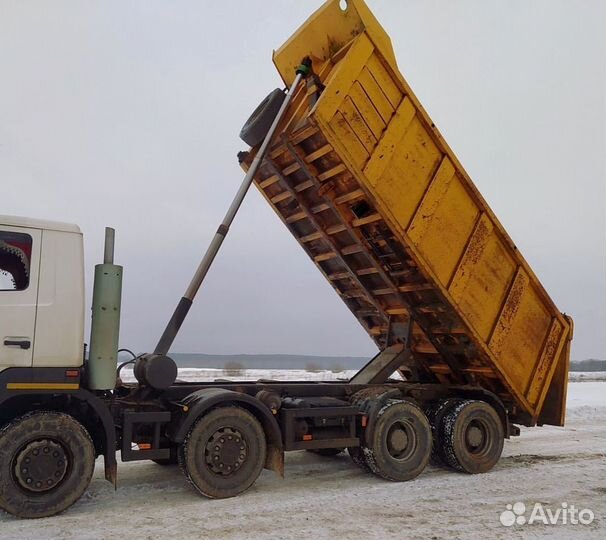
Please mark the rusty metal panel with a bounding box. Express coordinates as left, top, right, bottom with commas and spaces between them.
243, 0, 572, 426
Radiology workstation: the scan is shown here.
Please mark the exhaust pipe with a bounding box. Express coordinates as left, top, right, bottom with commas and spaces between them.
88, 227, 123, 390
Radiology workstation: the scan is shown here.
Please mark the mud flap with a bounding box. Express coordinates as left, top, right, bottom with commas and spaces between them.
265, 445, 284, 477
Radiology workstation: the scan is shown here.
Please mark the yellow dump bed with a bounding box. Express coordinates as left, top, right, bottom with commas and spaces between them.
242, 0, 572, 427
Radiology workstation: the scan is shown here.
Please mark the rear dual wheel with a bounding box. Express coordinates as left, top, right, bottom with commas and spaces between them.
347, 446, 371, 471
350, 399, 432, 482
439, 400, 504, 474
351, 397, 504, 478
179, 407, 266, 499
363, 400, 432, 481
424, 398, 463, 466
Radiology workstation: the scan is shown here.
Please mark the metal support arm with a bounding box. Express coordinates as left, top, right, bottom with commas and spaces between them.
154, 65, 308, 355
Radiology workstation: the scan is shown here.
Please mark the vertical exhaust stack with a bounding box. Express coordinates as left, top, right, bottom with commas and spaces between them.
88, 227, 123, 390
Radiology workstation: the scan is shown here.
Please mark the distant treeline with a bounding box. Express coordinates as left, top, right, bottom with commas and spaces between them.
569, 359, 606, 372
153, 353, 370, 371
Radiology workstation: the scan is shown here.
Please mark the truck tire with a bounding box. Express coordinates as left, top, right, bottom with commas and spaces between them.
440, 400, 504, 474
363, 399, 432, 482
347, 386, 400, 473
239, 88, 286, 147
0, 411, 95, 519
347, 447, 371, 471
179, 406, 266, 499
425, 398, 464, 466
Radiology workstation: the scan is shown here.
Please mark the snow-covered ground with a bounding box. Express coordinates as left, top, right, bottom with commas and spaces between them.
1, 376, 604, 540
120, 368, 606, 384
122, 367, 361, 383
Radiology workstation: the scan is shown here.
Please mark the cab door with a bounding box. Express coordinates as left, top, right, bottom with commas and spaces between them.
0, 226, 41, 370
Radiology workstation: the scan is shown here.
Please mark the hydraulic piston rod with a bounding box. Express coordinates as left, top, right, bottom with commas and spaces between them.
154, 61, 310, 355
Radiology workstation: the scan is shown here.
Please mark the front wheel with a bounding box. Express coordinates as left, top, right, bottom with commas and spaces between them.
179, 407, 266, 499
0, 411, 96, 518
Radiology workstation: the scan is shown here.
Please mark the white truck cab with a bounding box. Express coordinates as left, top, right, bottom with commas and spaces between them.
0, 215, 85, 373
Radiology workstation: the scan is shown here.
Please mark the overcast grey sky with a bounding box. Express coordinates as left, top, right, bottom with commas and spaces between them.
1, 1, 604, 360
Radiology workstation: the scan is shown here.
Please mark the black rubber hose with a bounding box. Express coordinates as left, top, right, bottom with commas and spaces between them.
117, 349, 140, 377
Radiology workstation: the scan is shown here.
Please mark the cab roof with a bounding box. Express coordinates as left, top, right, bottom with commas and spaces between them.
0, 215, 81, 234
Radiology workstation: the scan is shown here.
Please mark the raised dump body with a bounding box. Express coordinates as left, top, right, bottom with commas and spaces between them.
241, 0, 572, 427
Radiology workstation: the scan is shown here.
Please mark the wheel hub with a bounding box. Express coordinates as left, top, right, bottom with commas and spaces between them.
465, 420, 488, 453
205, 427, 247, 476
466, 426, 483, 447
388, 427, 409, 453
14, 439, 68, 493
386, 420, 415, 460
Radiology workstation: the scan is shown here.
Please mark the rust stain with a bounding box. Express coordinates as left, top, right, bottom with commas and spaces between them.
448, 213, 493, 298
526, 320, 563, 405
407, 156, 455, 244
489, 268, 528, 354
461, 219, 490, 267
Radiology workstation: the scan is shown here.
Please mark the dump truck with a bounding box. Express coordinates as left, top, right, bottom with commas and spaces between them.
0, 0, 571, 519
